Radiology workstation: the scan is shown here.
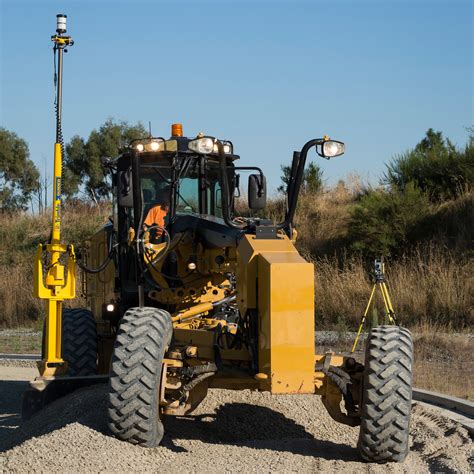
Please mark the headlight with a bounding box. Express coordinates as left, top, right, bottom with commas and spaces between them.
189, 137, 215, 154
223, 141, 233, 154
321, 140, 345, 158
132, 138, 165, 153
212, 141, 233, 154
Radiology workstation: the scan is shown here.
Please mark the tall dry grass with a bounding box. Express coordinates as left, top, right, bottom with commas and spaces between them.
0, 202, 110, 328
0, 264, 43, 328
264, 176, 367, 257
313, 248, 472, 329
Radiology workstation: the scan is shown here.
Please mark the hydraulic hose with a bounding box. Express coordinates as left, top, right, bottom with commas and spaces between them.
77, 244, 117, 274
77, 251, 113, 274
76, 229, 118, 274
212, 295, 236, 307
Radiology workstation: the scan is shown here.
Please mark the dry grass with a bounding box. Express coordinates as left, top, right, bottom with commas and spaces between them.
313, 248, 473, 329
0, 202, 109, 327
0, 264, 43, 328
411, 323, 473, 400
0, 331, 42, 354
263, 177, 364, 257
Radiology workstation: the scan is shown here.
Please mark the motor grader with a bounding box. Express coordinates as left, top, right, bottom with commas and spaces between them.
24, 14, 414, 464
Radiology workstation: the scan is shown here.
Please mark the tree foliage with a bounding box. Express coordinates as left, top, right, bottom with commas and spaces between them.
64, 119, 147, 200
383, 128, 473, 201
0, 127, 39, 213
278, 162, 323, 194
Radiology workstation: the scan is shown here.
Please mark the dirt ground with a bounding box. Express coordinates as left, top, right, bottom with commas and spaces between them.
0, 366, 472, 473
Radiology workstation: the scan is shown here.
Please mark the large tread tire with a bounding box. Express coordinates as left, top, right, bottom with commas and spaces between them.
358, 325, 413, 463
107, 307, 172, 447
42, 308, 98, 376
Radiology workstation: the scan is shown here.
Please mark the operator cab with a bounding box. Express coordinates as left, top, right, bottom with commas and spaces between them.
113, 124, 267, 244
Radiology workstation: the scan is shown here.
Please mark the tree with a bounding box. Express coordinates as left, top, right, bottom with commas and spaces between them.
278, 162, 323, 194
383, 128, 473, 201
0, 127, 39, 213
32, 157, 51, 214
64, 119, 147, 201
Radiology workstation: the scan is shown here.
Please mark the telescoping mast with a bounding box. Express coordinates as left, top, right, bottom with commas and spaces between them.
33, 14, 76, 376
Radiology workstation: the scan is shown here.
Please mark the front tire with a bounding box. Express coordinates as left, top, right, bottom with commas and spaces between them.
107, 307, 172, 447
358, 326, 413, 463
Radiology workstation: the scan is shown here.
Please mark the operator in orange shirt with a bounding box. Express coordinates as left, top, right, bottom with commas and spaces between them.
144, 187, 170, 239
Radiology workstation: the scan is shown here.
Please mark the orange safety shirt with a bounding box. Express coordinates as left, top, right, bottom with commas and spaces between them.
144, 205, 168, 231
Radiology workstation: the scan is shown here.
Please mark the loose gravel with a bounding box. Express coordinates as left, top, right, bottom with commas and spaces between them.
0, 367, 472, 473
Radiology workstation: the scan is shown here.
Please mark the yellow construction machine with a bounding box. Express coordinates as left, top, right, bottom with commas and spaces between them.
24, 14, 414, 463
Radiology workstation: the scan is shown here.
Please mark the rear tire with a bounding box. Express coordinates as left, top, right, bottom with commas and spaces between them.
41, 308, 98, 376
358, 325, 413, 463
107, 307, 172, 447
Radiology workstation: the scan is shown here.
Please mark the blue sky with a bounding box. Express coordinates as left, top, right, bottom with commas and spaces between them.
1, 0, 472, 192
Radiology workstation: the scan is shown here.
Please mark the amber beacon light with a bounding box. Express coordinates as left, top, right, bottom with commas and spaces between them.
171, 123, 183, 137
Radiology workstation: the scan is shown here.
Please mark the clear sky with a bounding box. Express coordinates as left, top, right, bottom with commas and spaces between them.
1, 0, 472, 192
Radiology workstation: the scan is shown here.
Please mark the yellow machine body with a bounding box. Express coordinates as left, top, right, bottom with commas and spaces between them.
85, 228, 318, 393
33, 136, 357, 428
236, 234, 315, 393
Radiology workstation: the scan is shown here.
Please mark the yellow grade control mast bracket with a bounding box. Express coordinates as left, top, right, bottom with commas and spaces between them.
33, 14, 75, 377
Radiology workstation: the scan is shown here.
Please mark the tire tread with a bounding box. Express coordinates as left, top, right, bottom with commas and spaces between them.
107, 307, 172, 447
358, 325, 413, 463
62, 308, 97, 376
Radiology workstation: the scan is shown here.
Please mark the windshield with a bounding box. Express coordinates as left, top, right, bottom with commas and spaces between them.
139, 157, 226, 220
177, 161, 199, 214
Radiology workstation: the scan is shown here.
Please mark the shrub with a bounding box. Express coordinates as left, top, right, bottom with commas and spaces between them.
384, 129, 473, 201
348, 184, 430, 256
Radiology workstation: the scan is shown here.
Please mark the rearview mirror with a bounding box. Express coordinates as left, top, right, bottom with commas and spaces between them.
117, 169, 133, 207
248, 174, 266, 210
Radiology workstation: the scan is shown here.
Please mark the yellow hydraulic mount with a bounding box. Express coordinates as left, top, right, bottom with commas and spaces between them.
33, 15, 75, 376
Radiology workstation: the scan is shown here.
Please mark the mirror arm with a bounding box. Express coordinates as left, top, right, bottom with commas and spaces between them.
277, 138, 324, 233
286, 151, 300, 213
218, 142, 246, 229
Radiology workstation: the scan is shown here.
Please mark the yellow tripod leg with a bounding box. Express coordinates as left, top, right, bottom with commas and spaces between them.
380, 282, 396, 324
351, 284, 377, 353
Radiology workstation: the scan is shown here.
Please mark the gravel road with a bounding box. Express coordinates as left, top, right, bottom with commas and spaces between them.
0, 367, 472, 473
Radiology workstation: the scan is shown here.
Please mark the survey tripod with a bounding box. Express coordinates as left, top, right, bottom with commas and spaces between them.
352, 258, 398, 353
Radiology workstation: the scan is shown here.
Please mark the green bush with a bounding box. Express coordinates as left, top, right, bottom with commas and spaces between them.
384, 129, 473, 201
349, 184, 430, 256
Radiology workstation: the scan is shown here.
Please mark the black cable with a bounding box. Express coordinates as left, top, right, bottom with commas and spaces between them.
76, 243, 118, 274
53, 45, 65, 175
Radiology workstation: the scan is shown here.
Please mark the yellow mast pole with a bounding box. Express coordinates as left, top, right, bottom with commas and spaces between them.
34, 15, 75, 376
